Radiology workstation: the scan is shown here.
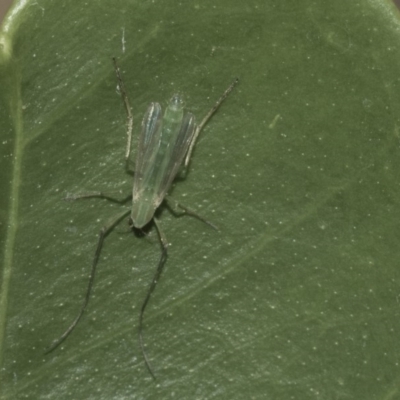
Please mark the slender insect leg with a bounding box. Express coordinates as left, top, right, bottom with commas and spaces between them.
45, 208, 131, 354
65, 191, 132, 204
113, 57, 134, 171
184, 78, 239, 167
138, 218, 168, 380
165, 197, 218, 231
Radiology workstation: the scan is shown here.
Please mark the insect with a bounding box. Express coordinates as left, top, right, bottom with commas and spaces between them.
46, 58, 238, 379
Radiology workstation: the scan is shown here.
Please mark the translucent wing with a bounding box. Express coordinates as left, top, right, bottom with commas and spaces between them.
133, 102, 163, 193
131, 98, 195, 228
157, 113, 196, 198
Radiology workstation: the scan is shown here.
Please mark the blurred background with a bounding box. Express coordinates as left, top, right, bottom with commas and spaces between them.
1, 0, 400, 23
0, 0, 12, 23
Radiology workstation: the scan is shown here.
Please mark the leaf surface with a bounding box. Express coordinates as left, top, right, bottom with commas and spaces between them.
1, 0, 400, 398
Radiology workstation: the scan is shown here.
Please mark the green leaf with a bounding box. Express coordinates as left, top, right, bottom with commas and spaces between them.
2, 0, 400, 398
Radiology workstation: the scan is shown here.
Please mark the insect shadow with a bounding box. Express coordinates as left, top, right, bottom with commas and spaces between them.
45, 58, 238, 379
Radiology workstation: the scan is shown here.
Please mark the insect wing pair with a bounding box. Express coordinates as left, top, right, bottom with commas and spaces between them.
131, 95, 196, 229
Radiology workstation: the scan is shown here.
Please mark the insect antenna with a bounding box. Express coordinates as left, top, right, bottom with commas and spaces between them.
113, 57, 134, 170
185, 78, 239, 167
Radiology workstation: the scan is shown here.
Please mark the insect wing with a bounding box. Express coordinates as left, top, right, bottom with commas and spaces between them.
134, 102, 163, 192
157, 112, 196, 198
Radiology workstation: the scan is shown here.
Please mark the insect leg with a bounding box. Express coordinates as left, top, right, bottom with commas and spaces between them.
184, 78, 239, 167
138, 217, 168, 380
165, 197, 218, 230
113, 57, 134, 172
45, 208, 130, 353
65, 191, 132, 205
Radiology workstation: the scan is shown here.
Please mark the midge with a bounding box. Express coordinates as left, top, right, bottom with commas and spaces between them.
46, 58, 238, 378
